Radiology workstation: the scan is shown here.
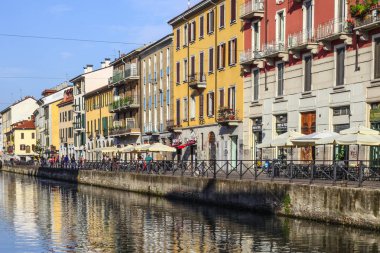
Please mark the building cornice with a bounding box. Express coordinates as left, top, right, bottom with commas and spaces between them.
168, 0, 215, 26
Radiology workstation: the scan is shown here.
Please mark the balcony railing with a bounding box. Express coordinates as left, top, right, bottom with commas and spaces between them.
188, 73, 207, 89
109, 118, 140, 136
240, 0, 264, 20
262, 41, 287, 57
315, 18, 353, 42
109, 63, 139, 85
354, 8, 380, 30
144, 122, 159, 135
109, 95, 140, 112
217, 107, 241, 126
73, 122, 85, 131
288, 29, 317, 49
240, 49, 263, 64
166, 120, 182, 132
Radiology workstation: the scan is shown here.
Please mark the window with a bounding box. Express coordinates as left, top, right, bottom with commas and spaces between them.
209, 48, 214, 72
190, 96, 196, 119
252, 21, 260, 51
304, 0, 313, 40
183, 97, 188, 121
176, 62, 180, 84
277, 62, 284, 96
200, 52, 204, 78
375, 38, 380, 79
336, 47, 345, 86
183, 59, 188, 82
231, 0, 236, 23
21, 133, 24, 139
277, 11, 285, 45
228, 87, 236, 112
190, 56, 195, 78
228, 38, 237, 65
20, 144, 26, 151
219, 89, 225, 107
207, 92, 215, 116
253, 69, 259, 101
207, 10, 215, 34
176, 99, 181, 126
200, 16, 204, 38
183, 24, 188, 46
304, 55, 312, 91
217, 43, 226, 69
190, 21, 196, 42
219, 4, 225, 28
199, 94, 204, 118
333, 106, 350, 116
32, 133, 35, 139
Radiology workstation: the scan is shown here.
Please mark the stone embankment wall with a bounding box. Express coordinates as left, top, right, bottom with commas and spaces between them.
2, 166, 380, 230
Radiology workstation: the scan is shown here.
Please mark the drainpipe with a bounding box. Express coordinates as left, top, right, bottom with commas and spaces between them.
264, 0, 268, 91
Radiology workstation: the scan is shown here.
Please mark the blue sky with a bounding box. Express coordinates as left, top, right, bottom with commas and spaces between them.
0, 0, 200, 110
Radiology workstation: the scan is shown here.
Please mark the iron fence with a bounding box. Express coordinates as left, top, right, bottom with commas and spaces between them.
4, 160, 380, 187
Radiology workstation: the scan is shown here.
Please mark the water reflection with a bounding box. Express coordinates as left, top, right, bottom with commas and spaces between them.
0, 171, 379, 253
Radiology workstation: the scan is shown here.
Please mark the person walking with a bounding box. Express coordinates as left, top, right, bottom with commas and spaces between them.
145, 154, 153, 173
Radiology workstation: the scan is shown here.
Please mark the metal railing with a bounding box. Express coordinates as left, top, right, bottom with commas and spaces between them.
216, 107, 240, 123
287, 29, 316, 48
189, 73, 206, 83
262, 41, 287, 57
109, 118, 140, 136
240, 0, 264, 18
8, 159, 380, 187
144, 122, 159, 135
315, 18, 353, 41
240, 49, 263, 63
109, 63, 139, 85
355, 9, 380, 28
109, 95, 140, 112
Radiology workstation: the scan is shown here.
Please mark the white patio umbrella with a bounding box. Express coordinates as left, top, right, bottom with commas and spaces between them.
292, 130, 339, 146
135, 144, 151, 152
119, 145, 135, 153
101, 147, 120, 153
148, 143, 176, 153
335, 126, 380, 146
270, 131, 304, 147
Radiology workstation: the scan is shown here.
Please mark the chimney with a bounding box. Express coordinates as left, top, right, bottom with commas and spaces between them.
101, 61, 106, 68
84, 64, 93, 73
104, 58, 111, 67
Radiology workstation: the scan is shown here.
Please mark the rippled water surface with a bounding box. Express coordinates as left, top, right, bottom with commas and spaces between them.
0, 172, 380, 253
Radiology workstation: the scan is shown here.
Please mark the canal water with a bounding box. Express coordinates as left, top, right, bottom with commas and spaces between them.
0, 172, 379, 253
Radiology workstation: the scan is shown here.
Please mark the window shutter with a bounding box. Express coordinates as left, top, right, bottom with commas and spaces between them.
304, 56, 312, 91
191, 56, 195, 77
211, 92, 215, 115
336, 48, 345, 86
209, 48, 214, 72
222, 44, 226, 68
207, 13, 210, 34
176, 99, 180, 125
200, 52, 204, 77
193, 21, 196, 41
200, 94, 204, 117
188, 24, 191, 44
200, 16, 204, 37
234, 39, 237, 64
210, 10, 214, 33
228, 40, 231, 65
176, 62, 180, 83
220, 5, 225, 27
220, 89, 224, 107
176, 29, 180, 49
375, 39, 380, 79
231, 0, 236, 22
228, 88, 231, 108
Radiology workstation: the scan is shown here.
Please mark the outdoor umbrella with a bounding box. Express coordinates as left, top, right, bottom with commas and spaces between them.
292, 130, 339, 147
119, 145, 135, 153
101, 147, 120, 153
148, 143, 176, 153
270, 131, 304, 147
134, 144, 151, 152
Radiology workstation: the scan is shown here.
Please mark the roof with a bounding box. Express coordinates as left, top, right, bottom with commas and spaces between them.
12, 119, 35, 130
139, 34, 173, 57
57, 96, 74, 107
83, 84, 112, 99
168, 0, 214, 26
110, 45, 149, 66
0, 96, 37, 114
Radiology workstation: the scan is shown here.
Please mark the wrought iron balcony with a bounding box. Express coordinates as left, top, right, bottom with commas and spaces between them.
262, 41, 289, 63
240, 0, 264, 20
188, 73, 207, 89
109, 95, 140, 113
144, 122, 160, 135
73, 122, 85, 132
216, 107, 241, 127
240, 49, 263, 65
166, 120, 182, 132
287, 29, 319, 55
315, 18, 353, 49
354, 7, 380, 35
109, 118, 140, 137
109, 63, 139, 86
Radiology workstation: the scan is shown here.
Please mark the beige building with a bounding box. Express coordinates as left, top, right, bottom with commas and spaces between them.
10, 118, 36, 161
58, 88, 74, 158
139, 34, 173, 145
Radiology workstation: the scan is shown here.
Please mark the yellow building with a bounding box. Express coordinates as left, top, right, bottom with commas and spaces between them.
11, 119, 37, 161
168, 0, 244, 161
84, 85, 114, 160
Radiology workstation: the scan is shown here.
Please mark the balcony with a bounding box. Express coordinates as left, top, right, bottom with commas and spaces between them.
109, 63, 139, 86
216, 107, 241, 127
287, 29, 319, 58
262, 41, 289, 64
315, 18, 353, 50
166, 120, 182, 133
109, 118, 140, 137
354, 7, 380, 40
188, 73, 207, 89
144, 123, 160, 135
240, 0, 264, 20
73, 122, 85, 132
109, 95, 140, 113
240, 49, 264, 66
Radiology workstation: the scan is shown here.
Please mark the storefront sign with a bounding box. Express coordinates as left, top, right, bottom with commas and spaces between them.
276, 122, 288, 132
252, 125, 262, 132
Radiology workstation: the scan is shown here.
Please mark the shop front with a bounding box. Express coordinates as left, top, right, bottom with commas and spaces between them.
301, 111, 316, 161
252, 117, 263, 160
370, 103, 380, 167
275, 114, 287, 159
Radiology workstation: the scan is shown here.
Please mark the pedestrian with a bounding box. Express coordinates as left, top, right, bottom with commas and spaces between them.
145, 154, 153, 172
71, 155, 76, 169
64, 155, 69, 168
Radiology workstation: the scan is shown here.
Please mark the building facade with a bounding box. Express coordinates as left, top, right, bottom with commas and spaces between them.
139, 34, 173, 146
70, 60, 112, 159
10, 118, 36, 161
58, 88, 74, 158
240, 0, 380, 162
168, 0, 245, 162
109, 49, 145, 147
1, 97, 38, 155
84, 85, 114, 160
